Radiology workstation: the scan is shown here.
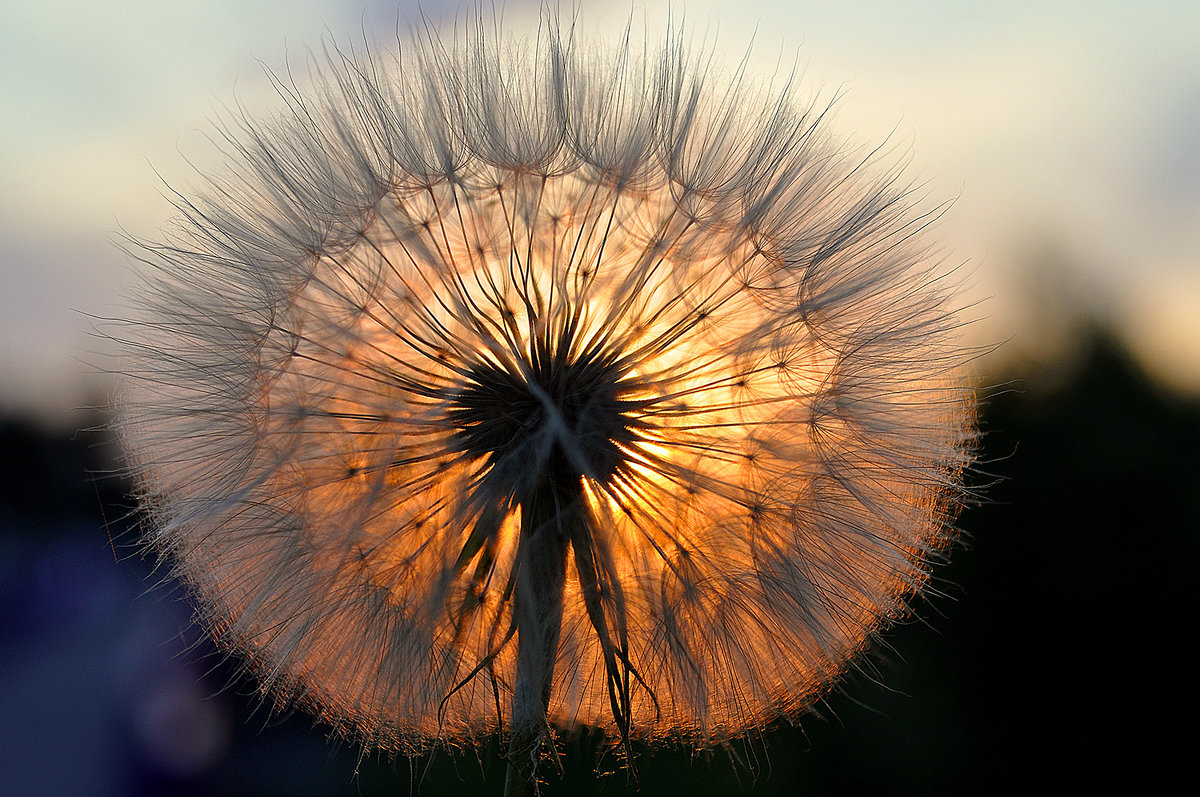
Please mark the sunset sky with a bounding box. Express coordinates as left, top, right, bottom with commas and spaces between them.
3, 0, 1198, 426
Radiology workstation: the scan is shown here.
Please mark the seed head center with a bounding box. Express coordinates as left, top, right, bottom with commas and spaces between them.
448, 344, 638, 485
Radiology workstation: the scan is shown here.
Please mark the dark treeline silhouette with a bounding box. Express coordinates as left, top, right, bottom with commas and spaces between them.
1, 328, 1192, 795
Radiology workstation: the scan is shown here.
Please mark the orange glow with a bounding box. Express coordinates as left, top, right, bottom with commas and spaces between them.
137, 164, 962, 745
120, 29, 973, 757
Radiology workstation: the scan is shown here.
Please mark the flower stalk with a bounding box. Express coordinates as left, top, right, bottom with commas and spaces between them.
505, 471, 578, 795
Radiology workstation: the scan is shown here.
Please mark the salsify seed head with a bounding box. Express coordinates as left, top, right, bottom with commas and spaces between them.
118, 14, 976, 756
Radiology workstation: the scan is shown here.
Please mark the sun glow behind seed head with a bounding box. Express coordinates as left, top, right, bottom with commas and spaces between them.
119, 16, 974, 759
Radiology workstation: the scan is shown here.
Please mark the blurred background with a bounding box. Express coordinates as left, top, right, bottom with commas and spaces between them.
1, 1, 1195, 794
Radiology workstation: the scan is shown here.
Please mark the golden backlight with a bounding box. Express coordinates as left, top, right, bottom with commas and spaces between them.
120, 23, 974, 765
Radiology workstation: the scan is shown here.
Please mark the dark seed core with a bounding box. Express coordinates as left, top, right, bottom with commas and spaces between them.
447, 340, 640, 486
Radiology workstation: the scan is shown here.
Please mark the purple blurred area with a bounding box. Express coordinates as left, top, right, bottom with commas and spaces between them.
0, 418, 409, 796
0, 524, 224, 795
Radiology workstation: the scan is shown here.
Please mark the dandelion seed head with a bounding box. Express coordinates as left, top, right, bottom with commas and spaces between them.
119, 13, 976, 758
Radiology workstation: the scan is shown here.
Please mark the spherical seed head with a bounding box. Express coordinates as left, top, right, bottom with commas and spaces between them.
118, 18, 976, 754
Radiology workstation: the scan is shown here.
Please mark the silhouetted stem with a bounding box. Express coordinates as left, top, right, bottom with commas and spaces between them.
504, 467, 585, 796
